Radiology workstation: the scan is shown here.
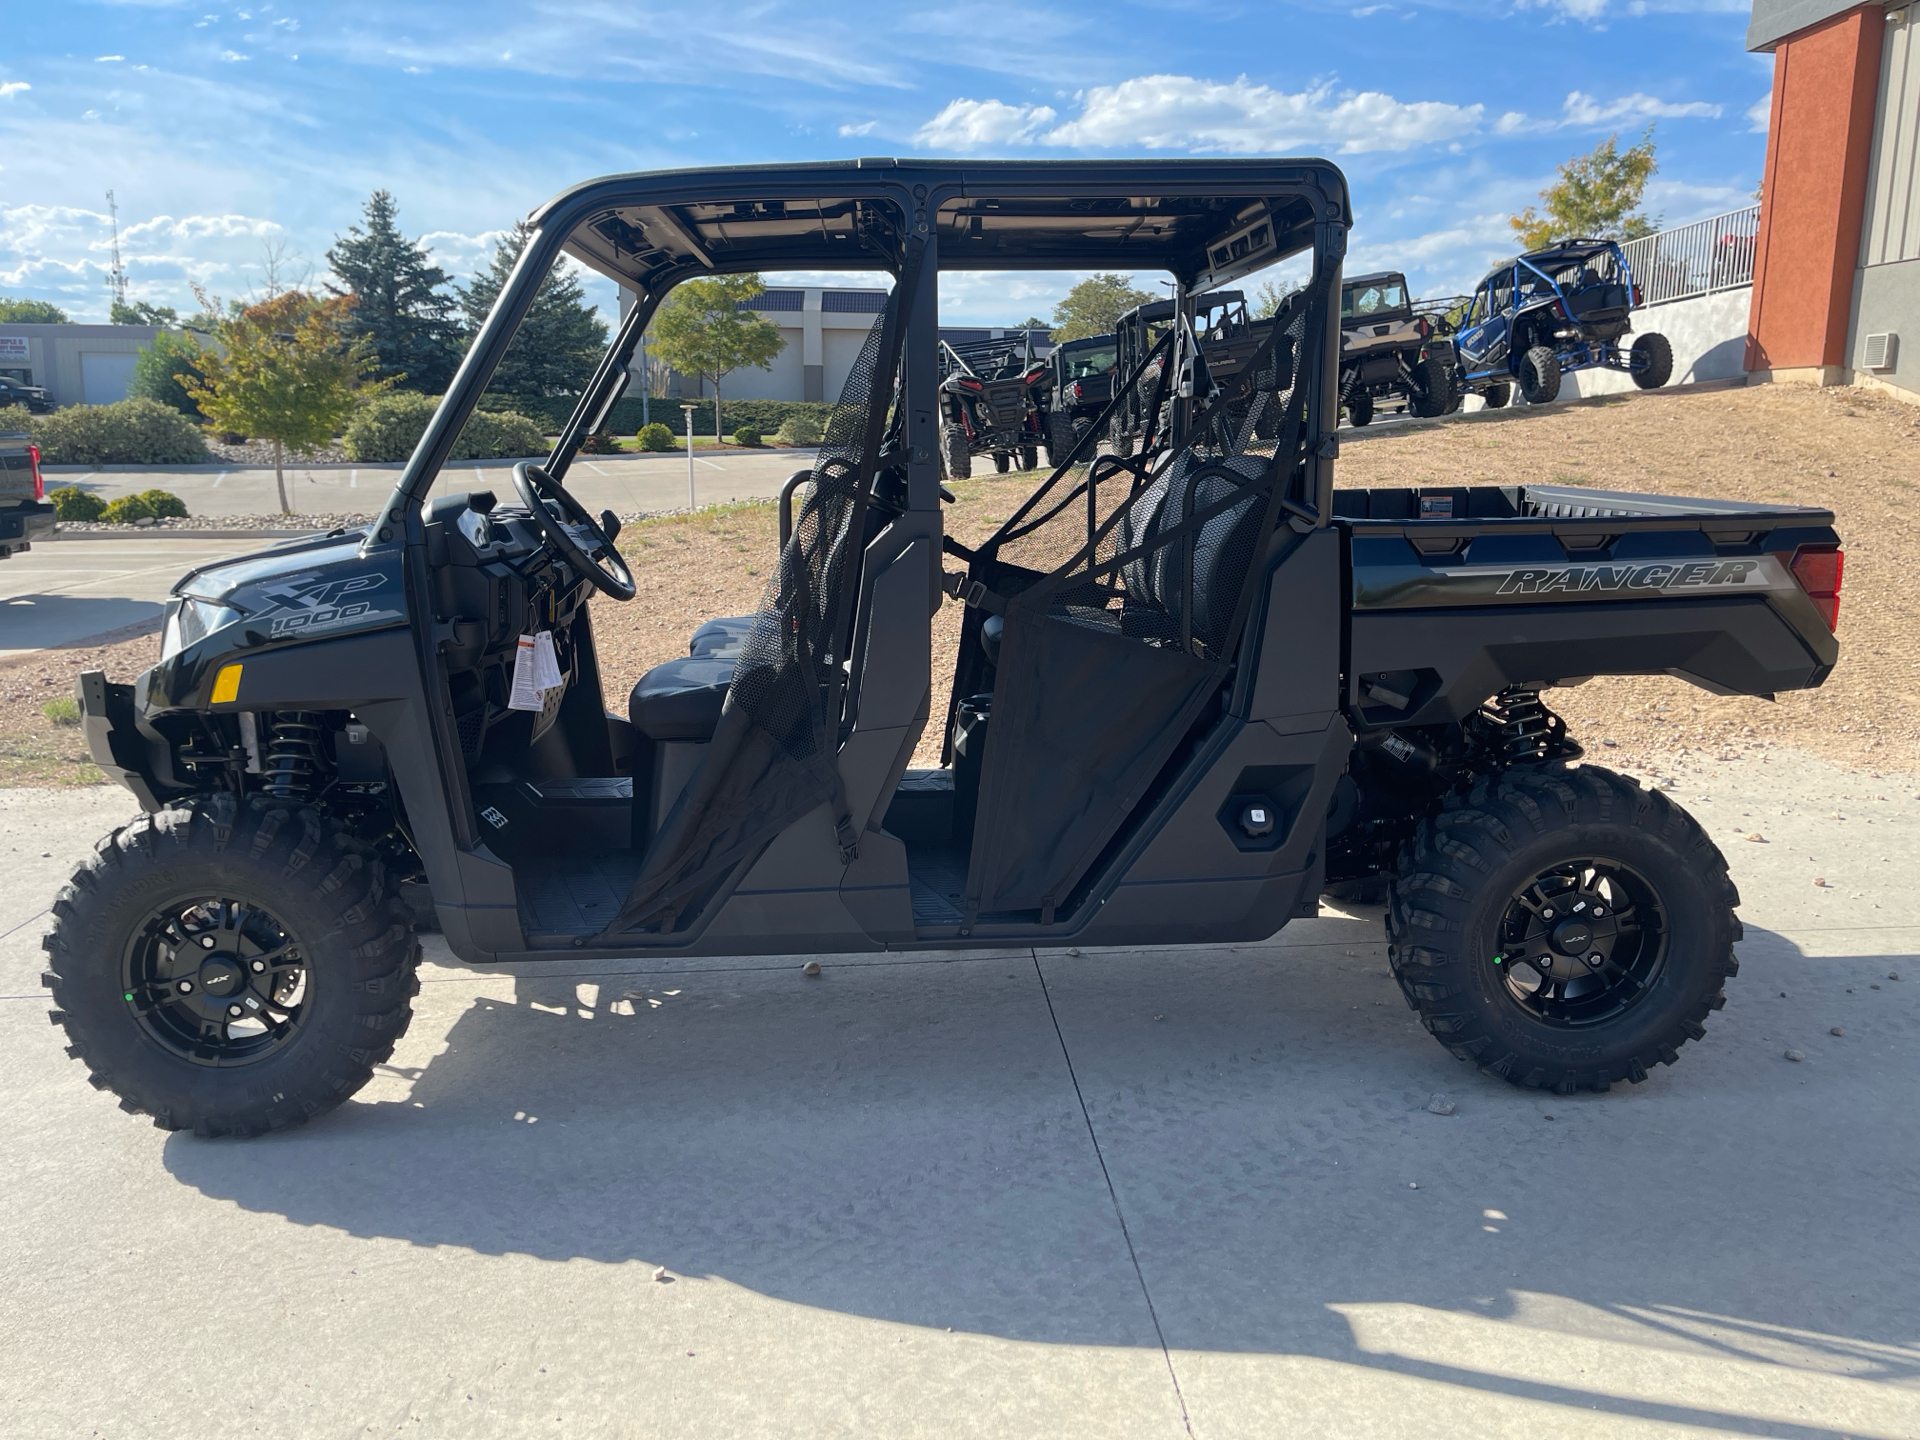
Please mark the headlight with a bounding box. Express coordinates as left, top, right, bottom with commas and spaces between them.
160, 597, 243, 660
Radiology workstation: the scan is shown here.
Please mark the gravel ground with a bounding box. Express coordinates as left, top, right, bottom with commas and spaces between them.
5, 383, 1904, 787
201, 436, 351, 466
53, 513, 378, 534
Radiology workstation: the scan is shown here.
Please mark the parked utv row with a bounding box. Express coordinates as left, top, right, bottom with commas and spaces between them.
45, 159, 1838, 1148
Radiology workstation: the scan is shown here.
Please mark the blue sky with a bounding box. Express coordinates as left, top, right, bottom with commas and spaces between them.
0, 0, 1771, 328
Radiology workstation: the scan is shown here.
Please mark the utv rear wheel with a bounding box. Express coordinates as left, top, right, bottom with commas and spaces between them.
1386, 766, 1739, 1094
1408, 356, 1457, 418
1519, 346, 1561, 405
42, 796, 420, 1138
1481, 382, 1511, 409
1047, 412, 1080, 467
1631, 332, 1673, 389
940, 425, 971, 480
1346, 390, 1374, 427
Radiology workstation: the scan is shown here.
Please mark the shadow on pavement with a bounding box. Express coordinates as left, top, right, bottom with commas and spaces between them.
163, 923, 1920, 1430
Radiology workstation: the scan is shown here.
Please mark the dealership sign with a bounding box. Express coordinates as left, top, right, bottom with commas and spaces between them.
0, 337, 28, 361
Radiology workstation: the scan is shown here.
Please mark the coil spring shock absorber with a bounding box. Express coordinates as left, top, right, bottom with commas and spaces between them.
262, 712, 328, 800
1482, 687, 1581, 766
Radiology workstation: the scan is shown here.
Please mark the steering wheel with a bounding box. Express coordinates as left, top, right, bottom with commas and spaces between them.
512, 461, 636, 602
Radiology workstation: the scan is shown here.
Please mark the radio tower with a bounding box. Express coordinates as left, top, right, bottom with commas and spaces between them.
105, 190, 129, 314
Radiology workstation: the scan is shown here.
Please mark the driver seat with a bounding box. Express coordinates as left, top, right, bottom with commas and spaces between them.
627, 614, 755, 834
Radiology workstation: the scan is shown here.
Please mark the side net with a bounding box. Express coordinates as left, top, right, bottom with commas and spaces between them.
604, 265, 915, 936
954, 276, 1329, 920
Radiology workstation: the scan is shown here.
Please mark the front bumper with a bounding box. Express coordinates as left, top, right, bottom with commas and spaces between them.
76, 669, 168, 810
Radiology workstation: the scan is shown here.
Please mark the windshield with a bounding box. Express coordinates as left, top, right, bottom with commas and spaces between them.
1342, 281, 1407, 320
1061, 344, 1116, 379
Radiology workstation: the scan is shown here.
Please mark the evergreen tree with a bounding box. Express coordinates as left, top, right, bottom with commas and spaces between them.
326, 190, 460, 392
458, 221, 609, 405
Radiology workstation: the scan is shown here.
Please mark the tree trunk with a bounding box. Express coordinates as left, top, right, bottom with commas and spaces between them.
712, 378, 722, 449
273, 438, 289, 515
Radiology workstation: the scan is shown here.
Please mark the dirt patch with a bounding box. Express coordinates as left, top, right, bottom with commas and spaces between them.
7, 382, 1906, 789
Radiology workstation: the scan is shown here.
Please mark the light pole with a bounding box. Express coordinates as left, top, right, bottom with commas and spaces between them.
682, 404, 697, 511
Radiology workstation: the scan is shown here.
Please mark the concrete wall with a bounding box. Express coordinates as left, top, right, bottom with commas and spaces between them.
1561, 287, 1756, 398
0, 323, 166, 407
1847, 7, 1920, 401
1851, 255, 1920, 395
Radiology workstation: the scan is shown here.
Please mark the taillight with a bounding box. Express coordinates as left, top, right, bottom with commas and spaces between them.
28, 443, 43, 501
959, 377, 984, 391
1789, 545, 1843, 631
1070, 382, 1083, 401
1631, 284, 1642, 308
1025, 366, 1047, 383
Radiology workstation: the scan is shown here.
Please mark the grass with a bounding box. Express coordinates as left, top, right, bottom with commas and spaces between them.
42, 697, 80, 726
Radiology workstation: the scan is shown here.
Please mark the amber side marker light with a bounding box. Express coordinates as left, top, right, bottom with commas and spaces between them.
1787, 545, 1843, 632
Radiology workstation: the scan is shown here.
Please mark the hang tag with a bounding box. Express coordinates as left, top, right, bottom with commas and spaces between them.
531, 630, 563, 690
508, 635, 545, 711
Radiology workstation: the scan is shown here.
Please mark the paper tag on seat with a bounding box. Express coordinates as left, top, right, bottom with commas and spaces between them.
509, 633, 562, 711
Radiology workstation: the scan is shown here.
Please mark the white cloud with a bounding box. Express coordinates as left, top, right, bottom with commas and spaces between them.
220, 50, 250, 63
0, 82, 28, 100
95, 55, 125, 63
838, 119, 878, 137
1561, 90, 1722, 124
0, 203, 288, 310
915, 98, 1057, 148
1493, 111, 1528, 134
1035, 74, 1482, 154
1747, 92, 1771, 133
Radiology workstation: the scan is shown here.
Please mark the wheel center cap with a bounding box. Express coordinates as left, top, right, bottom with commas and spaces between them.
198, 955, 244, 998
1551, 919, 1594, 955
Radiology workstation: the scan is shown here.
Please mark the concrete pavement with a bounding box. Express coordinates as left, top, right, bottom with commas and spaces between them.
0, 537, 255, 654
1, 750, 1917, 1437
40, 447, 815, 521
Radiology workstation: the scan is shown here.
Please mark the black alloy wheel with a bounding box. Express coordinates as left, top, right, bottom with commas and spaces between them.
122, 895, 310, 1066
1491, 859, 1666, 1027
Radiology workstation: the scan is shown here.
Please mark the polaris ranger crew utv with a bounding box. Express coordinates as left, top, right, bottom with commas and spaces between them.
48, 159, 1842, 1138
1105, 288, 1290, 453
1043, 332, 1118, 466
1454, 239, 1672, 407
1338, 270, 1457, 426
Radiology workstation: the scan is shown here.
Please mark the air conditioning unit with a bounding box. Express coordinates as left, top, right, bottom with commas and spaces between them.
1863, 332, 1897, 371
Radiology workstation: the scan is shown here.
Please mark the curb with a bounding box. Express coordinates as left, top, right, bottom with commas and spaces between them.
1338, 375, 1748, 446
40, 529, 332, 542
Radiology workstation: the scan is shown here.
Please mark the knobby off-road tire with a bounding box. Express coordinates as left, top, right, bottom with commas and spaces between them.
1631, 332, 1674, 390
940, 425, 971, 480
1407, 356, 1458, 418
1019, 444, 1039, 472
1346, 390, 1374, 427
42, 795, 420, 1137
1386, 765, 1740, 1094
993, 450, 1012, 474
1481, 381, 1512, 410
1047, 412, 1079, 468
1519, 346, 1561, 405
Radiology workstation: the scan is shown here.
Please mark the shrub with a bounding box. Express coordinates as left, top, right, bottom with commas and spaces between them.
342, 392, 547, 463
102, 494, 156, 524
731, 427, 763, 447
0, 403, 29, 433
636, 422, 676, 452
773, 412, 823, 446
48, 486, 107, 521
128, 331, 207, 417
577, 429, 621, 455
42, 697, 80, 727
341, 392, 437, 463
138, 489, 189, 519
26, 398, 209, 466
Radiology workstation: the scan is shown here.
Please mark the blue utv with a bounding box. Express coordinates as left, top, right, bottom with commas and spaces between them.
1451, 238, 1672, 409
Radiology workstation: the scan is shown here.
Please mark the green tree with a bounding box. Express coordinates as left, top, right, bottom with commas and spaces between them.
184, 290, 387, 514
1050, 273, 1156, 342
111, 300, 180, 326
1251, 278, 1297, 320
0, 297, 70, 324
1511, 129, 1660, 251
1013, 316, 1051, 333
647, 274, 786, 445
128, 329, 206, 416
326, 190, 459, 392
458, 221, 610, 405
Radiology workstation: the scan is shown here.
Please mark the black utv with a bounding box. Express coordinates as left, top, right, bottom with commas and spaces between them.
49, 159, 1843, 1140
937, 333, 1048, 476
1338, 270, 1457, 426
1106, 288, 1290, 454
1042, 333, 1117, 465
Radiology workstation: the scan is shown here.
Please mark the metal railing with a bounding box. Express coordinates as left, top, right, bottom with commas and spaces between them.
1620, 205, 1760, 308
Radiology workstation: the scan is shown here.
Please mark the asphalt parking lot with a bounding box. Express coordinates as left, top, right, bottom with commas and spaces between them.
0, 538, 253, 654
3, 749, 1916, 1438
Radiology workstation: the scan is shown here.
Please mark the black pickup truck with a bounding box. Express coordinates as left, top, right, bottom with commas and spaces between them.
46, 158, 1843, 1142
0, 430, 53, 559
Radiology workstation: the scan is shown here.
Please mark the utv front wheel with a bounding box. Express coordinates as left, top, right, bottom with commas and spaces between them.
1407, 356, 1457, 418
1387, 766, 1740, 1094
1481, 382, 1512, 409
1631, 332, 1673, 389
993, 450, 1012, 473
42, 797, 420, 1137
1346, 390, 1374, 427
1019, 444, 1039, 472
1519, 346, 1561, 405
